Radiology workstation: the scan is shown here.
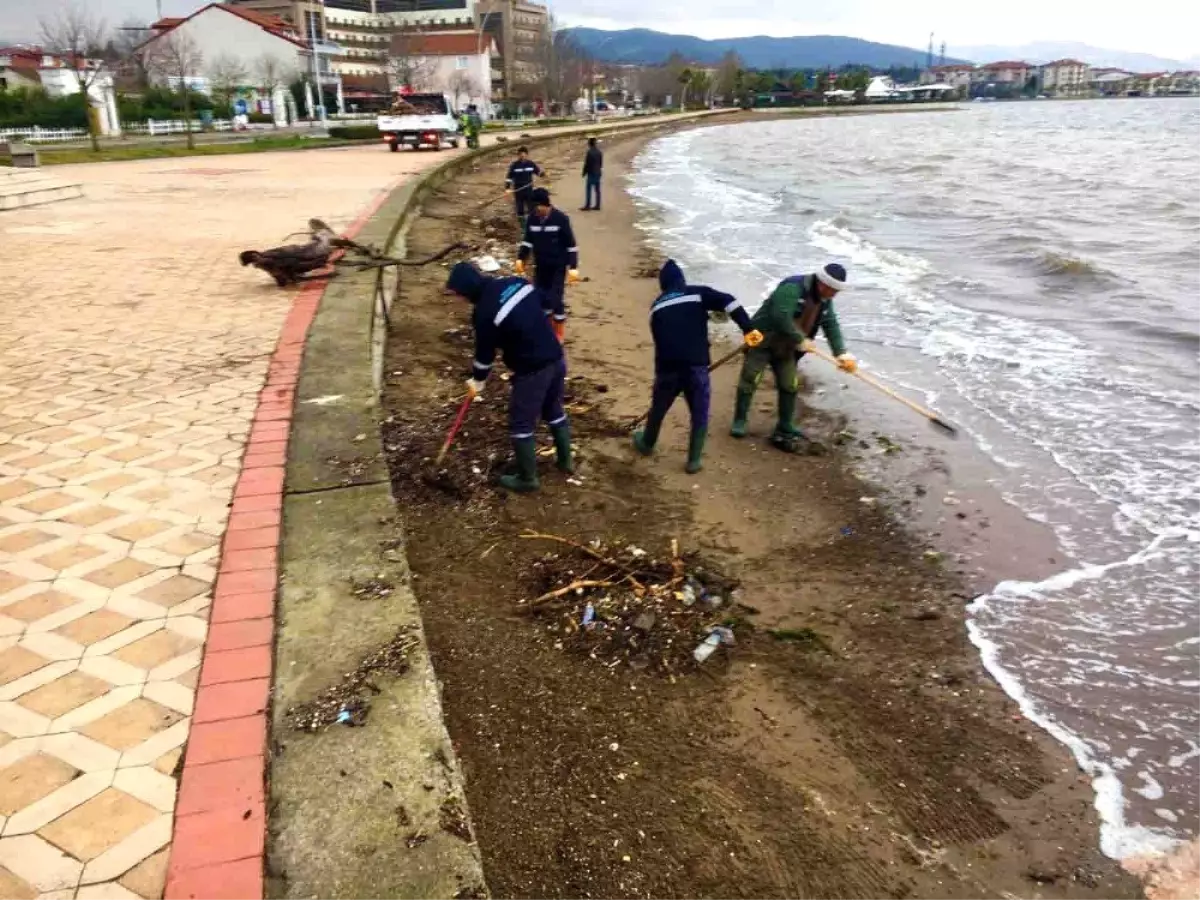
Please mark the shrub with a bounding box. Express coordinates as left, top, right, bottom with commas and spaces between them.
0, 87, 88, 129
328, 124, 380, 140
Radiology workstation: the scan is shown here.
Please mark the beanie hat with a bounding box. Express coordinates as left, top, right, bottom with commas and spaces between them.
816, 262, 848, 291
529, 187, 551, 205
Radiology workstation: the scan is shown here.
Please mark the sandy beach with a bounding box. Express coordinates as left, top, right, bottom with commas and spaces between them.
377, 115, 1146, 898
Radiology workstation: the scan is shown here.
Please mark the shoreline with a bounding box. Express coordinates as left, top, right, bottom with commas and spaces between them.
373, 112, 1145, 897
622, 113, 1200, 895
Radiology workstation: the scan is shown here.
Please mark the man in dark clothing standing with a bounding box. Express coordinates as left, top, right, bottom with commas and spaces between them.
731, 262, 857, 452
581, 137, 603, 211
505, 146, 542, 225
633, 260, 763, 473
446, 262, 572, 493
515, 188, 578, 342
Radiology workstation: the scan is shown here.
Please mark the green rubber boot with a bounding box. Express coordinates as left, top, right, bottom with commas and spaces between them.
776, 391, 802, 438
551, 423, 574, 473
632, 417, 660, 456
730, 390, 753, 438
685, 427, 707, 474
498, 438, 540, 493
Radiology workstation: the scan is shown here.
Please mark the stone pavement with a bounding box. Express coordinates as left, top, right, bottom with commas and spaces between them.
0, 144, 445, 900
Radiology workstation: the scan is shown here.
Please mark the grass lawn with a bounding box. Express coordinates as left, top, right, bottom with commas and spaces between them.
16, 134, 377, 166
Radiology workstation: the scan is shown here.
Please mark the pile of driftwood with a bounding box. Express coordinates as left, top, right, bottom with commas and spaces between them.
239, 217, 464, 287
520, 531, 742, 675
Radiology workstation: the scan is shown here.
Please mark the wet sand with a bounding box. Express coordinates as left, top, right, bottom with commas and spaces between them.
378, 117, 1146, 898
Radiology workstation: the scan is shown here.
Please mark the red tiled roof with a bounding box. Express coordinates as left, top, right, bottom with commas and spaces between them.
140, 3, 308, 51
390, 31, 494, 56
982, 60, 1031, 69
151, 17, 186, 29
931, 64, 972, 71
1044, 58, 1088, 67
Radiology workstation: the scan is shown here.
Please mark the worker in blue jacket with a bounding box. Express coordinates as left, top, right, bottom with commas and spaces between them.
445, 261, 571, 493
504, 146, 542, 225
515, 188, 577, 342
633, 260, 763, 473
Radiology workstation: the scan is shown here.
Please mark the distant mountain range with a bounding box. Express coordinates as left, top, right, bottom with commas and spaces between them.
563, 27, 970, 70
953, 42, 1198, 71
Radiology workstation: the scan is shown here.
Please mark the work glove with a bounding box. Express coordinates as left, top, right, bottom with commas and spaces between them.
513, 260, 526, 276
567, 268, 581, 285
799, 338, 817, 354
836, 353, 858, 374
551, 319, 565, 343
743, 329, 764, 348
465, 378, 486, 398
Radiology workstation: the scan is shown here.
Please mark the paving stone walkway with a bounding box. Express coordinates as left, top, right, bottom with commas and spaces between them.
0, 145, 441, 900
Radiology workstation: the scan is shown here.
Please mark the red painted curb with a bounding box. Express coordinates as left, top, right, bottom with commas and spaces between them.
163, 181, 406, 899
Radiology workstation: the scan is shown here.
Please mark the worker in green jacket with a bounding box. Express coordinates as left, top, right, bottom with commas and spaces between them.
731, 263, 857, 451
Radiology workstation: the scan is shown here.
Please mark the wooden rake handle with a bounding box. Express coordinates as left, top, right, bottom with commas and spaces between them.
804, 344, 957, 435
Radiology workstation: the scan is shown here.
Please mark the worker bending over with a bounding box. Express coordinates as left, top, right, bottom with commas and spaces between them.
446, 262, 572, 493
732, 263, 857, 452
634, 260, 763, 473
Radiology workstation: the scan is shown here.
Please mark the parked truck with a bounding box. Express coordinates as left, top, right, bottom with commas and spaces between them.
376, 92, 459, 151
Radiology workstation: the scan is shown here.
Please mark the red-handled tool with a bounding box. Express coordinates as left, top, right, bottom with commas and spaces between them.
435, 392, 475, 467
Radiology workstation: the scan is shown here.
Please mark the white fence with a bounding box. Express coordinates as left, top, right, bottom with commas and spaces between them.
0, 126, 88, 144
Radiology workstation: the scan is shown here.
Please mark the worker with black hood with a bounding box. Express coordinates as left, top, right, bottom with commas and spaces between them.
445, 261, 572, 493
515, 187, 577, 342
504, 145, 542, 224
633, 260, 763, 473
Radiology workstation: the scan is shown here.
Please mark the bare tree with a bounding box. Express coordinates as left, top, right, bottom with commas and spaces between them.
144, 30, 204, 148
716, 50, 742, 103
208, 54, 248, 118
387, 30, 437, 94
446, 69, 480, 110
255, 54, 296, 126
529, 18, 589, 115
39, 3, 110, 151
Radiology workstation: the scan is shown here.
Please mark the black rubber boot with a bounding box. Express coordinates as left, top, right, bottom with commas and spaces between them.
730, 390, 753, 438
498, 439, 539, 493
551, 423, 574, 473
685, 427, 707, 474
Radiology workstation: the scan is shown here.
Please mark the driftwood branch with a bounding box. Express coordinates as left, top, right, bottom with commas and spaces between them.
528, 578, 615, 609
520, 530, 645, 589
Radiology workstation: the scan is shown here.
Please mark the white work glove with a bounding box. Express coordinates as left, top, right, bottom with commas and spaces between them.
465, 378, 486, 398
799, 338, 817, 354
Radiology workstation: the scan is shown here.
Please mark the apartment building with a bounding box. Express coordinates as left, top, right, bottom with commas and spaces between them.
477, 0, 549, 101
1039, 58, 1091, 97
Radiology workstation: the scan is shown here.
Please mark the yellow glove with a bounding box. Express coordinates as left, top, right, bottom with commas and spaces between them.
836, 353, 858, 374
744, 329, 764, 348
465, 378, 485, 398
513, 260, 526, 276
567, 268, 581, 285
799, 338, 817, 354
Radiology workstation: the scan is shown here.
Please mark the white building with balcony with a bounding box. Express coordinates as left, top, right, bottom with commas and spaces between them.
1039, 58, 1091, 97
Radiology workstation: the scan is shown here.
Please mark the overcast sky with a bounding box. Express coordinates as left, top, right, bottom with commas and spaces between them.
2, 0, 1197, 61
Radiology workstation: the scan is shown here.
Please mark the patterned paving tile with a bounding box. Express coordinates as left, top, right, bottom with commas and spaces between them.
0, 143, 458, 898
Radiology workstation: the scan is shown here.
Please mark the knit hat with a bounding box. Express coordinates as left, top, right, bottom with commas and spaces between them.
529, 187, 552, 205
816, 263, 848, 291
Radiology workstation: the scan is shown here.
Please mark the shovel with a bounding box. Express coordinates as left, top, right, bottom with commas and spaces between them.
627, 344, 747, 431
805, 344, 958, 436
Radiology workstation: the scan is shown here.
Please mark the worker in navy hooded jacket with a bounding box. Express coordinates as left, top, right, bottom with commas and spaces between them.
514, 188, 578, 342
633, 260, 763, 473
446, 261, 572, 493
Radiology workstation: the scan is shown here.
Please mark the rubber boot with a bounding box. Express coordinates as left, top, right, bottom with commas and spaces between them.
685, 427, 707, 474
498, 438, 540, 493
551, 423, 574, 474
776, 391, 803, 437
730, 390, 753, 438
632, 417, 661, 456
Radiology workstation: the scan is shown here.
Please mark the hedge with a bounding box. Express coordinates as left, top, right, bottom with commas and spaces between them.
328, 124, 380, 140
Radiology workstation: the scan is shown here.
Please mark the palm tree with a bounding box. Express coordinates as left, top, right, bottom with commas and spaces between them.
677, 67, 693, 110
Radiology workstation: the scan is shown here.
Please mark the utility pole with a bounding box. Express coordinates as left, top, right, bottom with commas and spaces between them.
939, 41, 946, 66
927, 32, 934, 70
